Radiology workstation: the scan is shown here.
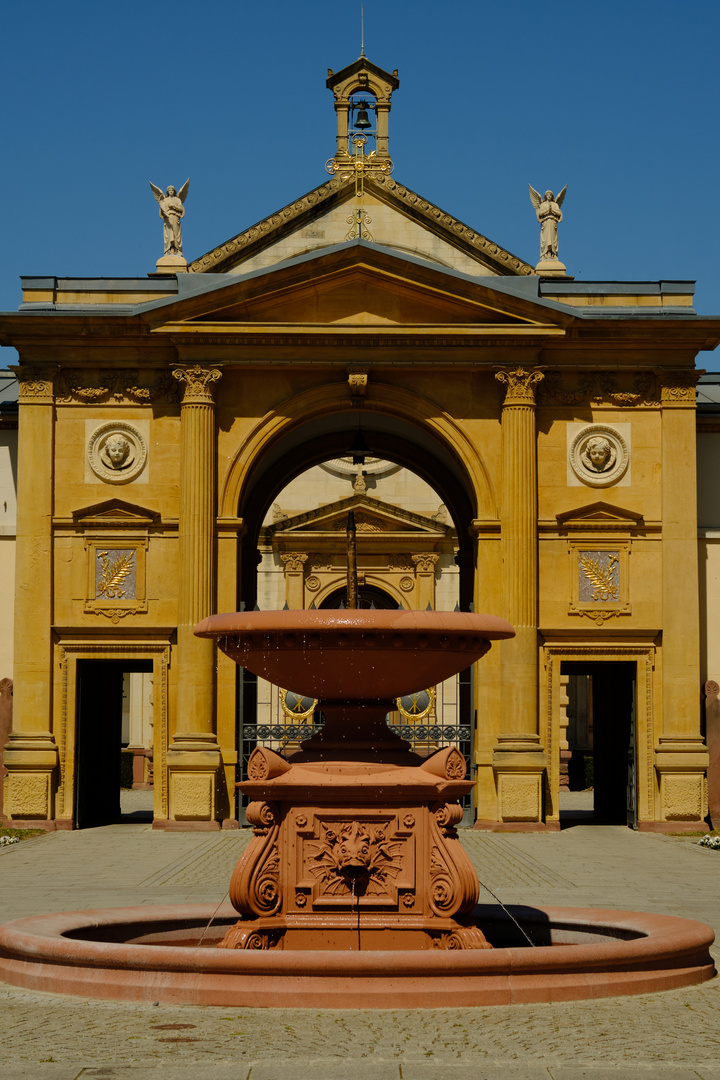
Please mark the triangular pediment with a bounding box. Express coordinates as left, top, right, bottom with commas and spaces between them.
266, 495, 450, 538
556, 502, 644, 530
188, 173, 533, 280
141, 241, 573, 332
72, 498, 160, 526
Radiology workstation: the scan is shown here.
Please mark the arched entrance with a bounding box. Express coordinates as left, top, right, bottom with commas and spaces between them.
223, 402, 488, 824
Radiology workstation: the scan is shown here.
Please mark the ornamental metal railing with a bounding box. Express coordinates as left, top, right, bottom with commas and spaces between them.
237, 665, 476, 826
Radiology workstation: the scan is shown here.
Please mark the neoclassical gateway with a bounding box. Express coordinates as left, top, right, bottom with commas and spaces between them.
2, 54, 719, 831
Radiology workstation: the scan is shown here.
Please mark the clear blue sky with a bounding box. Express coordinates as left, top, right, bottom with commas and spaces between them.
2, 0, 720, 364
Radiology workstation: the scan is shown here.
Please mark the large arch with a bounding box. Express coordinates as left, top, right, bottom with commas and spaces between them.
219, 380, 497, 611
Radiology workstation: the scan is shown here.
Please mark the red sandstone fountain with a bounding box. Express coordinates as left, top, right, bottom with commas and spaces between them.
0, 603, 715, 1006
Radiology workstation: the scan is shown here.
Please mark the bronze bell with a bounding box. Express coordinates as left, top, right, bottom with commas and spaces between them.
353, 102, 372, 130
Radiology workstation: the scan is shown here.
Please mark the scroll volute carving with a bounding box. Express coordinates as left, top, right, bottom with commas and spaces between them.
428, 802, 479, 918
420, 745, 467, 780
246, 746, 292, 782
228, 801, 282, 917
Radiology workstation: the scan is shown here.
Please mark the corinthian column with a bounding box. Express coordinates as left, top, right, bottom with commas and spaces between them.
492, 368, 547, 826
3, 368, 58, 824
165, 364, 222, 826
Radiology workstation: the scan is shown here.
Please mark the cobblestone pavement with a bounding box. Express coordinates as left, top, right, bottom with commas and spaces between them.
1, 821, 720, 1079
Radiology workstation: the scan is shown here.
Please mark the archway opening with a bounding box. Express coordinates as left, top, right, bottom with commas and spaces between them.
233, 423, 480, 824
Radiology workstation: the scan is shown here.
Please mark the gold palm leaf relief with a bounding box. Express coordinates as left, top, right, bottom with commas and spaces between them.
97, 549, 135, 599
579, 552, 618, 602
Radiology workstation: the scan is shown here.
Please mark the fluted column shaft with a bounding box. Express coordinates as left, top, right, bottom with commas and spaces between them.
173, 365, 221, 741
496, 368, 543, 739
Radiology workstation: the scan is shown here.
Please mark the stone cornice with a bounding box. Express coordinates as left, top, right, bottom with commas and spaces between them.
366, 175, 534, 276
188, 176, 350, 274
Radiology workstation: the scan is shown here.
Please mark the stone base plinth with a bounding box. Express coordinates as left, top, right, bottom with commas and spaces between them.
535, 257, 569, 277
492, 734, 547, 825
2, 734, 58, 821
655, 738, 709, 827
220, 743, 490, 953
153, 254, 187, 273
166, 732, 221, 823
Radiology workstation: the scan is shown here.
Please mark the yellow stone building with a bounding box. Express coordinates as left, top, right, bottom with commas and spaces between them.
2, 54, 719, 832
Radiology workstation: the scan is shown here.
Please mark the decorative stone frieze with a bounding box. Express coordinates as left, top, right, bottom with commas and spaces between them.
540, 370, 660, 408
57, 368, 179, 405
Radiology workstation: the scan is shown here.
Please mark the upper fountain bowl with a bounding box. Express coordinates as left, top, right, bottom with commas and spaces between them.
194, 610, 515, 700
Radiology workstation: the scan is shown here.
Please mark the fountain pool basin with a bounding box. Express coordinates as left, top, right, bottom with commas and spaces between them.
0, 903, 713, 1008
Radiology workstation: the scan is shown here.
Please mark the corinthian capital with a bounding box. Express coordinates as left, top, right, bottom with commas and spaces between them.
172, 365, 222, 403
495, 367, 544, 405
412, 553, 440, 574
281, 553, 308, 574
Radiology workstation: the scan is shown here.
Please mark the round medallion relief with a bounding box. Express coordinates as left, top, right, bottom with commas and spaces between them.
87, 422, 147, 484
569, 425, 629, 487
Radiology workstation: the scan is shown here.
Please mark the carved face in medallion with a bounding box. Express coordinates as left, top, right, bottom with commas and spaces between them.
584, 436, 614, 472
569, 425, 629, 488
87, 422, 148, 484
105, 435, 131, 468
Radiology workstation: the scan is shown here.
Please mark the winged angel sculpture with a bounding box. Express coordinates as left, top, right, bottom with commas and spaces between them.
528, 184, 567, 261
149, 179, 190, 257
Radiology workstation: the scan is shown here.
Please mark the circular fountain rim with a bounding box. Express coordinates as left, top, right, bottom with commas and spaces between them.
0, 903, 714, 1008
194, 609, 516, 639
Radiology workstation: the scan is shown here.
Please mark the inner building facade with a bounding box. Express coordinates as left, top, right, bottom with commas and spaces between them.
1, 52, 719, 832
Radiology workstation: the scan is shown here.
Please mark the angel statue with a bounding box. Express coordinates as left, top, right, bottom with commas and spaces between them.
528, 184, 567, 262
149, 179, 190, 257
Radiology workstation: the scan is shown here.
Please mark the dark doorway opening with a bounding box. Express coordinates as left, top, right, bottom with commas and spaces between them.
561, 661, 636, 827
75, 659, 153, 828
319, 585, 400, 609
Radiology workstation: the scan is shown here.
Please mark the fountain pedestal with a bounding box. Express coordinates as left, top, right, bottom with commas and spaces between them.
194, 610, 514, 953
221, 743, 490, 951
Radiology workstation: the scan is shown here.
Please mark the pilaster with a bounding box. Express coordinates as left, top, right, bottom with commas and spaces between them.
3, 367, 58, 823
281, 553, 308, 610
491, 368, 546, 825
165, 365, 222, 826
412, 553, 439, 610
654, 370, 708, 829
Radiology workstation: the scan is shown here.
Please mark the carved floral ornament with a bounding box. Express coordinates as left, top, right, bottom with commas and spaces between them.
56, 369, 180, 405
495, 368, 544, 404
569, 425, 629, 488
540, 370, 698, 409
87, 422, 148, 484
172, 365, 222, 403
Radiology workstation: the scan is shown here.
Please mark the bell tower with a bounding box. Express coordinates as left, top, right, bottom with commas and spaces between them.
326, 56, 399, 169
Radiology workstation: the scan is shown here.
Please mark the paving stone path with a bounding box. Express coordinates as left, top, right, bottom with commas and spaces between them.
1, 822, 719, 1079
